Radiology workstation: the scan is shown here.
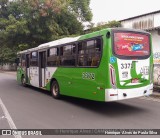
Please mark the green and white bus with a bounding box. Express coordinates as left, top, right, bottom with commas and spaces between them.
17, 28, 153, 102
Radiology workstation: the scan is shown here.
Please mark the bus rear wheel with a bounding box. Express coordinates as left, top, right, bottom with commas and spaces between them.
51, 81, 61, 99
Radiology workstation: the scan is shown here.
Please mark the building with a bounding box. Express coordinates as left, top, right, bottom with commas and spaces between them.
120, 10, 160, 86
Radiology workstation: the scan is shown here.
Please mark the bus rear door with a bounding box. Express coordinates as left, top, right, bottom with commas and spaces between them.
26, 54, 30, 83
39, 51, 46, 87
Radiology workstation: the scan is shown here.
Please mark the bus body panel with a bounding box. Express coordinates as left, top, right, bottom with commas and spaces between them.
29, 67, 39, 87
51, 67, 106, 101
116, 58, 150, 88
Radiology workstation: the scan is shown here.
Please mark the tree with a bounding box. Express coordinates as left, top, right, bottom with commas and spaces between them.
69, 0, 92, 22
0, 46, 17, 64
0, 0, 9, 18
0, 0, 92, 64
86, 20, 121, 33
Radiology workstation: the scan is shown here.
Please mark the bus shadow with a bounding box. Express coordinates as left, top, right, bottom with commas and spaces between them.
61, 96, 148, 117
17, 84, 148, 117
25, 85, 52, 96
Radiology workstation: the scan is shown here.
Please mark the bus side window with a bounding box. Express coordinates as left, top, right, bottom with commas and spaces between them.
91, 38, 101, 66
78, 42, 85, 66
78, 42, 84, 54
60, 47, 63, 56
86, 40, 94, 66
77, 38, 102, 67
60, 44, 76, 66
47, 47, 59, 66
91, 52, 100, 66
95, 38, 102, 52
21, 54, 26, 67
30, 52, 38, 66
86, 38, 101, 67
86, 40, 95, 54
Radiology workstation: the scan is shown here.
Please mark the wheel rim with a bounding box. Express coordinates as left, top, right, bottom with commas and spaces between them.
53, 83, 58, 96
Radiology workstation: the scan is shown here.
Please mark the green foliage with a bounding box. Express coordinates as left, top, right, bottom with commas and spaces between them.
0, 46, 17, 64
0, 0, 9, 18
0, 0, 92, 64
70, 0, 92, 22
86, 20, 121, 33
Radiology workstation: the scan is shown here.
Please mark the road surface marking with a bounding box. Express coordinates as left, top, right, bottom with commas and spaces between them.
0, 97, 22, 138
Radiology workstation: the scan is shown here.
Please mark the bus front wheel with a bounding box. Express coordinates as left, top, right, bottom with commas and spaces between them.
21, 76, 26, 87
51, 81, 61, 99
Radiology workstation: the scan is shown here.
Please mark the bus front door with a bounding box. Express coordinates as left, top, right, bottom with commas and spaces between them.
39, 51, 46, 87
26, 54, 30, 83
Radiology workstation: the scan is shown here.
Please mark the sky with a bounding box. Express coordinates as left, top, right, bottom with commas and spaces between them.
90, 0, 160, 25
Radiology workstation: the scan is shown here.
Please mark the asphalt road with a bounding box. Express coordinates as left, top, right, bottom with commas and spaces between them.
0, 72, 160, 138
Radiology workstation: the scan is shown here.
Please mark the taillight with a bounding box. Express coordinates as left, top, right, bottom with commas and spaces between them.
109, 64, 116, 88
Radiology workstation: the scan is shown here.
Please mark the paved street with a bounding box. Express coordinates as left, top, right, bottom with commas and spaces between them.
0, 72, 160, 138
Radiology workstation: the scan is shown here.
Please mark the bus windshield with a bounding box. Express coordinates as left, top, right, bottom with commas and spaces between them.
113, 32, 150, 58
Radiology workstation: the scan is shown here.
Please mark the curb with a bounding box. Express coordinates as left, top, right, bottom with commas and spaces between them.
0, 70, 16, 75
152, 92, 160, 95
151, 91, 160, 99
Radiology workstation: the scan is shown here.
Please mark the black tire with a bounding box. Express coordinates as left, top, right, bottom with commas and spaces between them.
21, 76, 27, 87
51, 81, 61, 99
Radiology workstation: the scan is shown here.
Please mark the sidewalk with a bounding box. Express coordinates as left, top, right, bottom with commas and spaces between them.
151, 91, 160, 98
0, 70, 16, 75
152, 87, 160, 98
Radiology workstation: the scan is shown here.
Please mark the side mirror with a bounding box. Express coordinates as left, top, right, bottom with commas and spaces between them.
15, 58, 20, 66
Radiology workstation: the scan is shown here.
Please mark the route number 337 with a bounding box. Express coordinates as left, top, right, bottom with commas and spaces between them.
121, 63, 133, 69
